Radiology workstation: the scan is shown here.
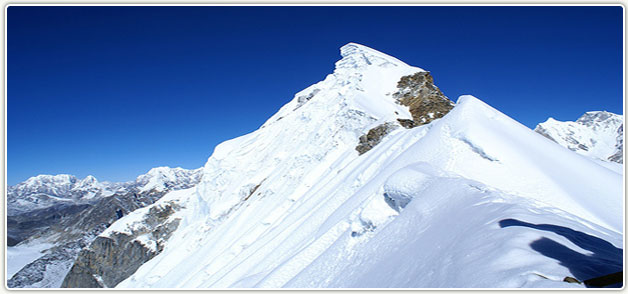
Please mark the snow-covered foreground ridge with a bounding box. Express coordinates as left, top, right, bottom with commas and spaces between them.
79, 43, 623, 288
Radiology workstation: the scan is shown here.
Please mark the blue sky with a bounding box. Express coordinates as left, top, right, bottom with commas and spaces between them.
7, 6, 623, 185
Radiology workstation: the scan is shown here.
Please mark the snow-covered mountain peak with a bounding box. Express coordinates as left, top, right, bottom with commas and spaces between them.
76, 175, 98, 186
8, 166, 204, 217
576, 111, 622, 128
22, 174, 77, 187
136, 166, 203, 193
535, 110, 623, 164
138, 166, 196, 182
8, 174, 100, 216
15, 174, 78, 197
336, 42, 418, 71
260, 43, 425, 132
143, 166, 179, 177
56, 44, 623, 289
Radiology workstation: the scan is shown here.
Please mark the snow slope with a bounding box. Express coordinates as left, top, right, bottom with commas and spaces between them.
82, 43, 623, 288
6, 240, 54, 278
535, 111, 623, 166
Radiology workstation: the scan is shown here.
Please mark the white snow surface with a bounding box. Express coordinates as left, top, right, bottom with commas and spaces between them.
6, 240, 54, 278
104, 43, 622, 288
535, 111, 623, 165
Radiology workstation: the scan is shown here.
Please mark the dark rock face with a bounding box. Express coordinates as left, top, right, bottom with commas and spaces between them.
7, 240, 88, 288
7, 204, 91, 246
7, 167, 202, 288
534, 126, 558, 143
61, 202, 181, 288
56, 190, 164, 241
355, 122, 398, 155
392, 72, 454, 126
61, 234, 158, 288
8, 190, 171, 288
608, 125, 623, 163
397, 118, 417, 129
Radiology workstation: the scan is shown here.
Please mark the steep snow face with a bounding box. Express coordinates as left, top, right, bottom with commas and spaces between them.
192, 42, 423, 221
102, 43, 621, 289
535, 111, 623, 164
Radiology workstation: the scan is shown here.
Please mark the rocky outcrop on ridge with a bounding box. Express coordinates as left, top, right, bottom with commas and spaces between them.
392, 71, 455, 126
61, 202, 182, 288
356, 71, 454, 155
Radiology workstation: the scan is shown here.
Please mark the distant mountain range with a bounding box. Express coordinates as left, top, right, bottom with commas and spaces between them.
535, 111, 623, 164
7, 167, 202, 288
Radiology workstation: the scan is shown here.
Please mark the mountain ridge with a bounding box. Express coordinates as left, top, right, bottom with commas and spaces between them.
8, 166, 203, 216
8, 42, 623, 289
57, 43, 622, 289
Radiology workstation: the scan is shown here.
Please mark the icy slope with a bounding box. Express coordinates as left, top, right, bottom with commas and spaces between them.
535, 111, 623, 164
75, 43, 621, 288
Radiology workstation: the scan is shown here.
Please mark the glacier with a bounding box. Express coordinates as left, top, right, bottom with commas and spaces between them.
15, 43, 623, 289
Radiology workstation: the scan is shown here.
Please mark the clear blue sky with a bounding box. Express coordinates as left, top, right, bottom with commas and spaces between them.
7, 6, 623, 185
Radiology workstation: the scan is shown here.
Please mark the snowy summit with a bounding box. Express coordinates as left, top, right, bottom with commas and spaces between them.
9, 43, 624, 289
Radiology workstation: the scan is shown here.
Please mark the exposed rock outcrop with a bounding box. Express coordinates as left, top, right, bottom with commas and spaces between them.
61, 233, 158, 288
393, 71, 454, 126
356, 122, 399, 155
397, 118, 417, 129
7, 189, 168, 288
7, 240, 88, 288
61, 202, 181, 288
7, 167, 203, 288
7, 203, 91, 246
608, 125, 623, 163
355, 72, 454, 155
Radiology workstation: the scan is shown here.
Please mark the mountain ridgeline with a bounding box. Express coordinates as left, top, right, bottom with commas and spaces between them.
7, 43, 623, 289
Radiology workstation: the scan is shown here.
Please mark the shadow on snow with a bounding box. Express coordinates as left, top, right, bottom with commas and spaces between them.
499, 218, 623, 288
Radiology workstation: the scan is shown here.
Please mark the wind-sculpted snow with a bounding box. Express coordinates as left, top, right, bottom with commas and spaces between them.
87, 43, 625, 289
286, 166, 621, 288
